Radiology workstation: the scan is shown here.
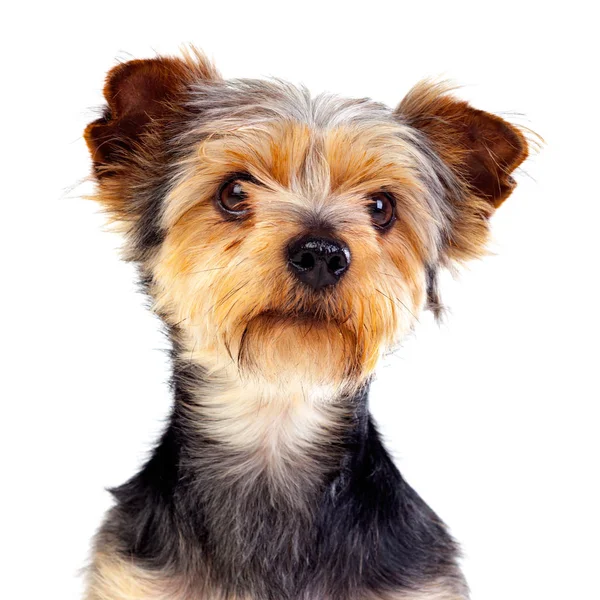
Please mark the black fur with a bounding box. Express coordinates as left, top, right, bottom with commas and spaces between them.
426, 266, 444, 321
97, 353, 464, 600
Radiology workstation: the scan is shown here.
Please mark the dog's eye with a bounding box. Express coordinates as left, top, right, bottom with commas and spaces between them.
368, 193, 395, 229
217, 177, 251, 215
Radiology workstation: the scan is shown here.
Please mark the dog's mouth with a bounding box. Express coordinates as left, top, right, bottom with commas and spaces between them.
235, 306, 364, 382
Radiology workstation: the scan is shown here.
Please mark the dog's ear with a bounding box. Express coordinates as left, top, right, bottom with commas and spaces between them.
396, 81, 529, 263
85, 52, 218, 175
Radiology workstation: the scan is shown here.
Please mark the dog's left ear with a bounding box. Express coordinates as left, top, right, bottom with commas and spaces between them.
396, 81, 529, 264
85, 50, 219, 176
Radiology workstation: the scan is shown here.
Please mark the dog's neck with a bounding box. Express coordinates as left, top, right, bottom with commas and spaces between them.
171, 353, 368, 479
162, 356, 371, 587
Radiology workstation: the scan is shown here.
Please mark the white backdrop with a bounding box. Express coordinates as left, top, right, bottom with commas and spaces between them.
2, 2, 599, 599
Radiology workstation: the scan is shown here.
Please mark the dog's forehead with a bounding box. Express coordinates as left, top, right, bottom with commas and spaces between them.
184, 77, 420, 182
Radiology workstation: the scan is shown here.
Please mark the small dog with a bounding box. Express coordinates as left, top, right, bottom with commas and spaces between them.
83, 48, 529, 600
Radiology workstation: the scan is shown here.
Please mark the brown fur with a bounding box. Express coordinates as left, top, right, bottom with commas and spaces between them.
85, 49, 218, 173
397, 80, 529, 262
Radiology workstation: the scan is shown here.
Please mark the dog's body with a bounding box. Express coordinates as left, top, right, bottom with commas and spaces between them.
88, 382, 465, 600
83, 49, 529, 600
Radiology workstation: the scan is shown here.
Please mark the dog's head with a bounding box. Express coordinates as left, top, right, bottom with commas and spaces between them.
85, 49, 529, 393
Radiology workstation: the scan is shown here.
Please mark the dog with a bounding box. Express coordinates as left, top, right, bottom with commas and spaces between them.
82, 48, 530, 600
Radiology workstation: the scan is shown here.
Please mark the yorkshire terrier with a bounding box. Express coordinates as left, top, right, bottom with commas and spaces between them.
83, 48, 530, 600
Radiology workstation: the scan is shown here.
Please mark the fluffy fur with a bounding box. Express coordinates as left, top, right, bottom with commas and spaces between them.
83, 48, 530, 600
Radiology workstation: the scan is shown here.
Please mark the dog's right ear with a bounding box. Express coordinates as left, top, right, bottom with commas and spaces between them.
85, 51, 218, 175
396, 81, 530, 264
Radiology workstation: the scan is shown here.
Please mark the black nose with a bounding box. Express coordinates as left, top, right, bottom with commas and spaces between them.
287, 236, 351, 290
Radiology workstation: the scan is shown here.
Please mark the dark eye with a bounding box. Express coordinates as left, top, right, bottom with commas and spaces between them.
217, 176, 251, 216
368, 192, 395, 229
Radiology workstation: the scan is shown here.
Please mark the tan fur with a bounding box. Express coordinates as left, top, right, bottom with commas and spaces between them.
86, 549, 465, 600
153, 121, 431, 398
375, 587, 467, 600
85, 551, 177, 600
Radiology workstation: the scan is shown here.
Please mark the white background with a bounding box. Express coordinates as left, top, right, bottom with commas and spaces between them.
2, 2, 599, 599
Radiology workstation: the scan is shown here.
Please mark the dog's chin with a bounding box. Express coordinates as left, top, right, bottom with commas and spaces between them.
234, 310, 368, 389
251, 309, 337, 328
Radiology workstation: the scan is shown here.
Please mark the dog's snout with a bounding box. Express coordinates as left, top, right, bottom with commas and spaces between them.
287, 236, 350, 290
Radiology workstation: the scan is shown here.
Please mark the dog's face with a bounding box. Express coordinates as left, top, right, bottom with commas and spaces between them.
85, 50, 528, 394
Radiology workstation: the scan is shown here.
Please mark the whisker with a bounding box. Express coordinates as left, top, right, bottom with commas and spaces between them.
375, 288, 419, 322
188, 257, 248, 276
188, 266, 228, 274
377, 271, 405, 281
206, 281, 250, 315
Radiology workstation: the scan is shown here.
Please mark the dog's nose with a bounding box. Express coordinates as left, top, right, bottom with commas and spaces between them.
287, 236, 350, 290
